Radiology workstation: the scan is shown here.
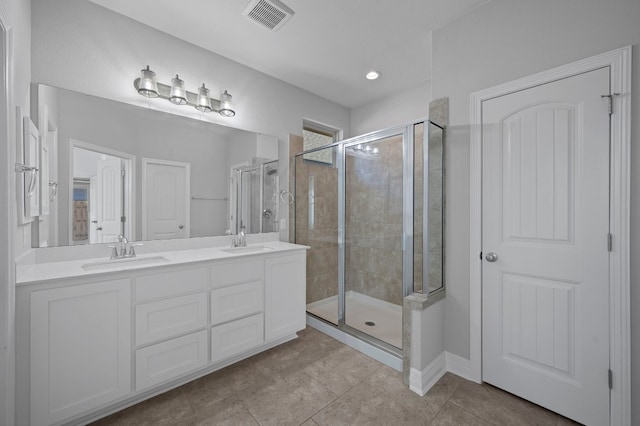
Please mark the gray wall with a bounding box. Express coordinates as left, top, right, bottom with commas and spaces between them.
350, 81, 431, 136
431, 0, 640, 422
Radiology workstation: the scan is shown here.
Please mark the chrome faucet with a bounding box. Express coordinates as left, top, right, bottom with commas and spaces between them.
118, 234, 129, 256
226, 227, 247, 248
237, 227, 247, 247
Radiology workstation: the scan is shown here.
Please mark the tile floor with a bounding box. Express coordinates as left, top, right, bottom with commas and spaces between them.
91, 327, 581, 426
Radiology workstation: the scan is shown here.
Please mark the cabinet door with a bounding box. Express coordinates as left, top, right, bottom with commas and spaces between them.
30, 279, 131, 426
264, 253, 306, 341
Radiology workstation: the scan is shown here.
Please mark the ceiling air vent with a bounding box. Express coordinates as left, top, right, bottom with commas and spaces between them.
242, 0, 295, 32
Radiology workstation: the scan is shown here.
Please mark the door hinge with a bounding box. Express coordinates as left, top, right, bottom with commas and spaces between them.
607, 233, 613, 252
121, 216, 126, 223
608, 369, 613, 390
479, 251, 483, 260
121, 169, 126, 177
601, 93, 620, 115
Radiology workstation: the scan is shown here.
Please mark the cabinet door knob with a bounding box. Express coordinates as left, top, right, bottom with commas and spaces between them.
179, 225, 184, 229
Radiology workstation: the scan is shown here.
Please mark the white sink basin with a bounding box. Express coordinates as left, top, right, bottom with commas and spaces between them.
220, 245, 275, 254
81, 256, 170, 271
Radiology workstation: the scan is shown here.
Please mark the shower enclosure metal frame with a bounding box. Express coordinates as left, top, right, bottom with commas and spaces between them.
230, 159, 279, 235
295, 119, 443, 355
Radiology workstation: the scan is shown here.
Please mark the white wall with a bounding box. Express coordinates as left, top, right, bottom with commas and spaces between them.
2, 0, 31, 423
350, 81, 431, 136
431, 0, 640, 422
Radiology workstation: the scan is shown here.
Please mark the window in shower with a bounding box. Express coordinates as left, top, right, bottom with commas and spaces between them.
302, 120, 340, 165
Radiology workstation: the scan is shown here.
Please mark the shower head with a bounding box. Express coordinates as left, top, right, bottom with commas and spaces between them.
265, 166, 278, 176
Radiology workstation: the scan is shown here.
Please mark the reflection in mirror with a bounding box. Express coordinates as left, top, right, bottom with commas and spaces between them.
230, 160, 280, 235
33, 84, 280, 248
70, 143, 133, 245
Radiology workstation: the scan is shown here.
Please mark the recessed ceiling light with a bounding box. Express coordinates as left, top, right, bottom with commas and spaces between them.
365, 70, 381, 80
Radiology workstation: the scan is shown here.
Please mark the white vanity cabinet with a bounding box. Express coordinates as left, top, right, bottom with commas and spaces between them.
265, 253, 307, 340
29, 278, 132, 426
17, 243, 307, 426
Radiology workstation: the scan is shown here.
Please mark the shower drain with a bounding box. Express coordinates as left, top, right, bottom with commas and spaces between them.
365, 321, 376, 327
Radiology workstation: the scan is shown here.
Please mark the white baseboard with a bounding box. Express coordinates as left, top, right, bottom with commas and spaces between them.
409, 352, 446, 396
408, 351, 476, 396
445, 351, 476, 382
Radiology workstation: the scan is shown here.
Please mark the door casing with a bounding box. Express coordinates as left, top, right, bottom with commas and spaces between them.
469, 46, 631, 425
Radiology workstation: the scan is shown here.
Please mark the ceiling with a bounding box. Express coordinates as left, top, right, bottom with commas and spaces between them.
89, 0, 488, 109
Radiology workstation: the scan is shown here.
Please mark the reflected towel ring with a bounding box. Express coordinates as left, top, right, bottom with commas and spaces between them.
279, 190, 294, 204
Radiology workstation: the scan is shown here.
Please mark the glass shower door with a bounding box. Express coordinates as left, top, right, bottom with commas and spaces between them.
295, 145, 340, 325
344, 133, 405, 348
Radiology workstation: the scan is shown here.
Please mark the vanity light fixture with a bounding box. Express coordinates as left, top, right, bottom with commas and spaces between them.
195, 83, 213, 112
134, 66, 236, 117
138, 66, 159, 98
169, 75, 188, 105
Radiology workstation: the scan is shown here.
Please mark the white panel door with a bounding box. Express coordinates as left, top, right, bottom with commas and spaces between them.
143, 159, 189, 240
95, 157, 123, 243
482, 67, 610, 425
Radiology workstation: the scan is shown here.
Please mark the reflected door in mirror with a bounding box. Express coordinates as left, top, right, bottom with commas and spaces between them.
143, 158, 190, 240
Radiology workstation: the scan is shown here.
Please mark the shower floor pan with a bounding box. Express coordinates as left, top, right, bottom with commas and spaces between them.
306, 291, 402, 349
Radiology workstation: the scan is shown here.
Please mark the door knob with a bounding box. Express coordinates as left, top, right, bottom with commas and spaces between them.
485, 252, 498, 262
178, 225, 184, 229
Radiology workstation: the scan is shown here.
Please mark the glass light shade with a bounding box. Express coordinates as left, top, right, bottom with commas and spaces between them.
138, 66, 159, 98
219, 90, 236, 117
372, 146, 380, 154
364, 144, 372, 152
195, 83, 212, 113
169, 74, 187, 105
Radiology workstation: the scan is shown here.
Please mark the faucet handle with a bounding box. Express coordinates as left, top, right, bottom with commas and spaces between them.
128, 243, 143, 257
106, 245, 119, 259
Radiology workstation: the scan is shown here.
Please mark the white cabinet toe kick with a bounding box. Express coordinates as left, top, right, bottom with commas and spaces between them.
16, 249, 307, 426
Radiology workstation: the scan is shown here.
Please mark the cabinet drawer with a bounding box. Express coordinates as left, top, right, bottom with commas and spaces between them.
135, 330, 208, 391
211, 281, 263, 325
211, 314, 264, 362
212, 259, 263, 288
135, 267, 208, 302
136, 292, 207, 346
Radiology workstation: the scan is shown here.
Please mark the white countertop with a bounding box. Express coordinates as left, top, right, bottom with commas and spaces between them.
16, 241, 309, 285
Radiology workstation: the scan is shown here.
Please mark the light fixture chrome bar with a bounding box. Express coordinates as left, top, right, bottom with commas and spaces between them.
133, 78, 235, 117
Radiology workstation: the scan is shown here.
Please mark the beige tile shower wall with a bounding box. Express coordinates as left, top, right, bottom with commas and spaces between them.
346, 135, 404, 306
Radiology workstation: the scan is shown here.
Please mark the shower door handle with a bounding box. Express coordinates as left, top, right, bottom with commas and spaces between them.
485, 252, 498, 262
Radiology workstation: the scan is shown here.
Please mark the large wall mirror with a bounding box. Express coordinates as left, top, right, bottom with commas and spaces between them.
32, 83, 282, 248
